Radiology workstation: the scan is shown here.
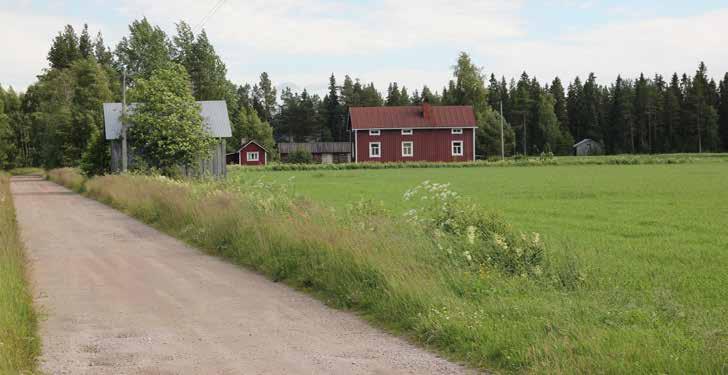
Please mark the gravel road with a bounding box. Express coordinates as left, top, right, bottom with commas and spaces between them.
10, 175, 468, 374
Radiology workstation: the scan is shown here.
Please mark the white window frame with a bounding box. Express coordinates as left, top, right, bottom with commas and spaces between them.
451, 128, 463, 135
369, 142, 381, 158
247, 151, 259, 161
401, 129, 413, 135
369, 129, 381, 136
451, 141, 464, 156
401, 141, 413, 157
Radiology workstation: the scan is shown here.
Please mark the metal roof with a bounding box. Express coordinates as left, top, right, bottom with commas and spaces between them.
103, 100, 232, 140
349, 105, 477, 130
573, 138, 598, 147
278, 142, 352, 154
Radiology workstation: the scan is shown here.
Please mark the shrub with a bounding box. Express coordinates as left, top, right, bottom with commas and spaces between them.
286, 148, 314, 164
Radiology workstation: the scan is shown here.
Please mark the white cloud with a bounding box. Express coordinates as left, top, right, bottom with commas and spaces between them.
0, 8, 75, 90
3, 1, 727, 95
483, 8, 728, 84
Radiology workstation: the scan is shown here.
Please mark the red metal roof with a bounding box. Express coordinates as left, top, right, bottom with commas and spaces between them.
349, 105, 477, 130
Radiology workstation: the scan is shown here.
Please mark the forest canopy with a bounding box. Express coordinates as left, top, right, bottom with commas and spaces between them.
1, 18, 727, 171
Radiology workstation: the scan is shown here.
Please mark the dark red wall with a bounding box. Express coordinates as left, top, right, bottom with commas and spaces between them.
239, 143, 267, 165
355, 128, 474, 163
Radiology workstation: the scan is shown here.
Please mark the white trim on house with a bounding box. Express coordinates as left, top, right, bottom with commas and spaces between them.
354, 130, 358, 163
247, 151, 260, 162
369, 129, 381, 136
451, 128, 463, 134
401, 141, 413, 157
401, 129, 413, 135
354, 126, 476, 131
369, 142, 381, 158
472, 128, 476, 161
451, 140, 464, 156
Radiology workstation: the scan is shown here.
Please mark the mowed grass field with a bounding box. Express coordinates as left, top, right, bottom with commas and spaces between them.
229, 161, 728, 372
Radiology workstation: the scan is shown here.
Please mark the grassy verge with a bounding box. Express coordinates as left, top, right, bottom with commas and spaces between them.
231, 153, 727, 172
48, 167, 728, 373
0, 173, 40, 374
7, 168, 45, 177
46, 168, 85, 192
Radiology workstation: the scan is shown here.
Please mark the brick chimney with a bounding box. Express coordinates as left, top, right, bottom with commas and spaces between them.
422, 101, 433, 121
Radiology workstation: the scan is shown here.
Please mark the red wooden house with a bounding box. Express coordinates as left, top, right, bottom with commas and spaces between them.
348, 103, 477, 163
226, 140, 269, 165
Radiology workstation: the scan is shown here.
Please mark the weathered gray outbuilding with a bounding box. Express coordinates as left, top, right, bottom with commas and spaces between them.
573, 138, 603, 156
278, 142, 352, 164
103, 100, 232, 176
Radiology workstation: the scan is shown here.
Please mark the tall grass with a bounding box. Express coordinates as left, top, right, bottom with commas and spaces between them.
46, 167, 86, 192
49, 167, 728, 373
0, 173, 40, 374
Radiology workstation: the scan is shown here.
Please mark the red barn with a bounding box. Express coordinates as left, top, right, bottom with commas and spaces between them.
228, 140, 269, 165
349, 103, 477, 163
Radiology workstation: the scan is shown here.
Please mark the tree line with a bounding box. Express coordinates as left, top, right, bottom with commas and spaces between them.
1, 18, 728, 172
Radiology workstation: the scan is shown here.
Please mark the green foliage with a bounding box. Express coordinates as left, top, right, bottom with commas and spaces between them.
47, 24, 81, 69
231, 106, 276, 154
127, 63, 215, 174
475, 105, 514, 158
0, 173, 40, 373
66, 58, 113, 165
446, 52, 489, 113
114, 17, 172, 79
172, 22, 230, 102
79, 125, 110, 176
286, 148, 314, 164
252, 72, 277, 122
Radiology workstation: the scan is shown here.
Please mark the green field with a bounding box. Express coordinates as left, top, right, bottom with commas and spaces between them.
227, 161, 728, 372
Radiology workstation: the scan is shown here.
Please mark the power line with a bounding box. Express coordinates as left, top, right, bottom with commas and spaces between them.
194, 0, 226, 32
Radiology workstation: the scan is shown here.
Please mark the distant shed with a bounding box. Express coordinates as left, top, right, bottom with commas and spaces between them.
573, 139, 603, 156
278, 142, 352, 164
227, 140, 269, 166
103, 100, 232, 176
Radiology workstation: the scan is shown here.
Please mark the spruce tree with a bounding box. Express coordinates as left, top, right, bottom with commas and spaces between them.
79, 24, 93, 59
386, 83, 402, 106
719, 73, 728, 151
567, 77, 583, 141
323, 74, 342, 140
47, 25, 81, 69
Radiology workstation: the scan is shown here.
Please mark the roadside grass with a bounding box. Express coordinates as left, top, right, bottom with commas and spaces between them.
7, 168, 44, 177
0, 173, 40, 374
49, 159, 728, 374
47, 167, 85, 192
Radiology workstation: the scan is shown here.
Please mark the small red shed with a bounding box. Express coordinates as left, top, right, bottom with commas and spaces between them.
348, 103, 477, 163
230, 140, 268, 166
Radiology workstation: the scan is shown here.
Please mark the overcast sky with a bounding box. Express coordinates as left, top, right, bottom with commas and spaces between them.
2, 0, 728, 95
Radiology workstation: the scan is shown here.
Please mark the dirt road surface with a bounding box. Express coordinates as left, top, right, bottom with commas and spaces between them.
11, 175, 468, 375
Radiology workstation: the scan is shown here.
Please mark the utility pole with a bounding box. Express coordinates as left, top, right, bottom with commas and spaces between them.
647, 110, 652, 154
121, 69, 128, 172
697, 105, 702, 153
522, 113, 527, 156
499, 101, 505, 160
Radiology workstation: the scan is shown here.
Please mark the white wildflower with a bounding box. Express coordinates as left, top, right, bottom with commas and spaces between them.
466, 225, 477, 245
463, 251, 472, 262
494, 234, 508, 250
532, 232, 541, 245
